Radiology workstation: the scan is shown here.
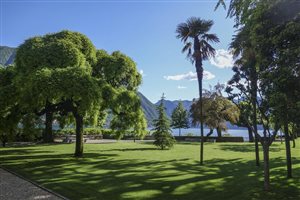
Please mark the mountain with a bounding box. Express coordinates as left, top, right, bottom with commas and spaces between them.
155, 99, 193, 117
138, 92, 158, 126
0, 46, 17, 66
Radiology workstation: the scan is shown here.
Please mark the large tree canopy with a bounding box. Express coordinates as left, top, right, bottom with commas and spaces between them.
13, 30, 146, 156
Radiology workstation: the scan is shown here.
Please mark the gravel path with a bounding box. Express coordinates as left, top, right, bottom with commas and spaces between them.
0, 168, 65, 200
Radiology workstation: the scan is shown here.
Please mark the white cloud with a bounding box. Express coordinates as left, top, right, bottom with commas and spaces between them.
140, 69, 146, 77
164, 71, 215, 81
209, 49, 234, 68
203, 71, 216, 80
177, 85, 187, 89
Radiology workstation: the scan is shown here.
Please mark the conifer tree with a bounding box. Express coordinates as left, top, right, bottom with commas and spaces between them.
153, 94, 176, 150
171, 101, 189, 136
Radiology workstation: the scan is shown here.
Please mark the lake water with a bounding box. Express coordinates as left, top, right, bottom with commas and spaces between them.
171, 128, 251, 141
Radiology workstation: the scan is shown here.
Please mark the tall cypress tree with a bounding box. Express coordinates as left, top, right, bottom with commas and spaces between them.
153, 94, 176, 150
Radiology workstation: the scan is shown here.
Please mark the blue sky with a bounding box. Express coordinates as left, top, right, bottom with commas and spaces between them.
1, 0, 235, 103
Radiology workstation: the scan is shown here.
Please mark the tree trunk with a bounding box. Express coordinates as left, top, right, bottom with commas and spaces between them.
179, 128, 181, 137
262, 140, 270, 191
2, 140, 6, 147
247, 126, 254, 142
251, 66, 260, 166
74, 114, 84, 157
217, 127, 222, 138
206, 129, 214, 137
196, 64, 204, 165
44, 110, 54, 143
284, 119, 292, 178
254, 134, 260, 166
194, 37, 204, 165
291, 133, 295, 148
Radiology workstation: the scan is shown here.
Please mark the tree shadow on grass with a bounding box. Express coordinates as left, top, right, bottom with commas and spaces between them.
1, 142, 70, 148
99, 147, 159, 152
219, 143, 282, 153
0, 146, 299, 200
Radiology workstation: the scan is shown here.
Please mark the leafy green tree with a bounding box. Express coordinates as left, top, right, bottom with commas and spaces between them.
30, 67, 102, 157
93, 50, 146, 140
93, 50, 142, 90
171, 101, 189, 136
229, 25, 261, 166
191, 84, 239, 138
220, 0, 300, 189
153, 94, 176, 150
176, 17, 219, 164
15, 30, 97, 143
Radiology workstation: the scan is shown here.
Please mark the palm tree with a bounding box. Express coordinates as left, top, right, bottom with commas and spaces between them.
176, 17, 219, 164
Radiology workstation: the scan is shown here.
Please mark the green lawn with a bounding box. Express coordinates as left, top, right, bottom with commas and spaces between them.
0, 141, 299, 200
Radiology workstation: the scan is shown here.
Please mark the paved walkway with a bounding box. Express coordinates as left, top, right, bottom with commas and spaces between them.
0, 168, 65, 200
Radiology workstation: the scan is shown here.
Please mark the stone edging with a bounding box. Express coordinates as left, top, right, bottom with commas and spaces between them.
0, 166, 69, 200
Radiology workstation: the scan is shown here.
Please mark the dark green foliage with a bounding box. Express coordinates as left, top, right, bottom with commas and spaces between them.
55, 128, 113, 136
153, 94, 175, 150
19, 113, 43, 141
222, 0, 300, 189
171, 101, 189, 136
0, 66, 20, 147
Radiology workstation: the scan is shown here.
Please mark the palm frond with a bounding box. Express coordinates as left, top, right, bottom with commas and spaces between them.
176, 23, 190, 42
202, 33, 220, 43
214, 0, 226, 11
181, 42, 193, 62
200, 40, 216, 60
187, 17, 214, 36
181, 42, 192, 53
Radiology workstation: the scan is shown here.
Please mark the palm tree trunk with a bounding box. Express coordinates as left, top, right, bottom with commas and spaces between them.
196, 58, 204, 165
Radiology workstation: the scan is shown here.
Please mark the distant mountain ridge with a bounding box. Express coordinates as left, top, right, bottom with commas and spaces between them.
138, 92, 158, 126
155, 99, 193, 117
0, 46, 16, 66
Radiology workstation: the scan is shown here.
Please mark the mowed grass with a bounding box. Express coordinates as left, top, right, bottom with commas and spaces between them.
0, 140, 299, 200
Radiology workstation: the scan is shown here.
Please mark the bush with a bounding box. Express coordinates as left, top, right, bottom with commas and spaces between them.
54, 128, 114, 136
185, 133, 194, 136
